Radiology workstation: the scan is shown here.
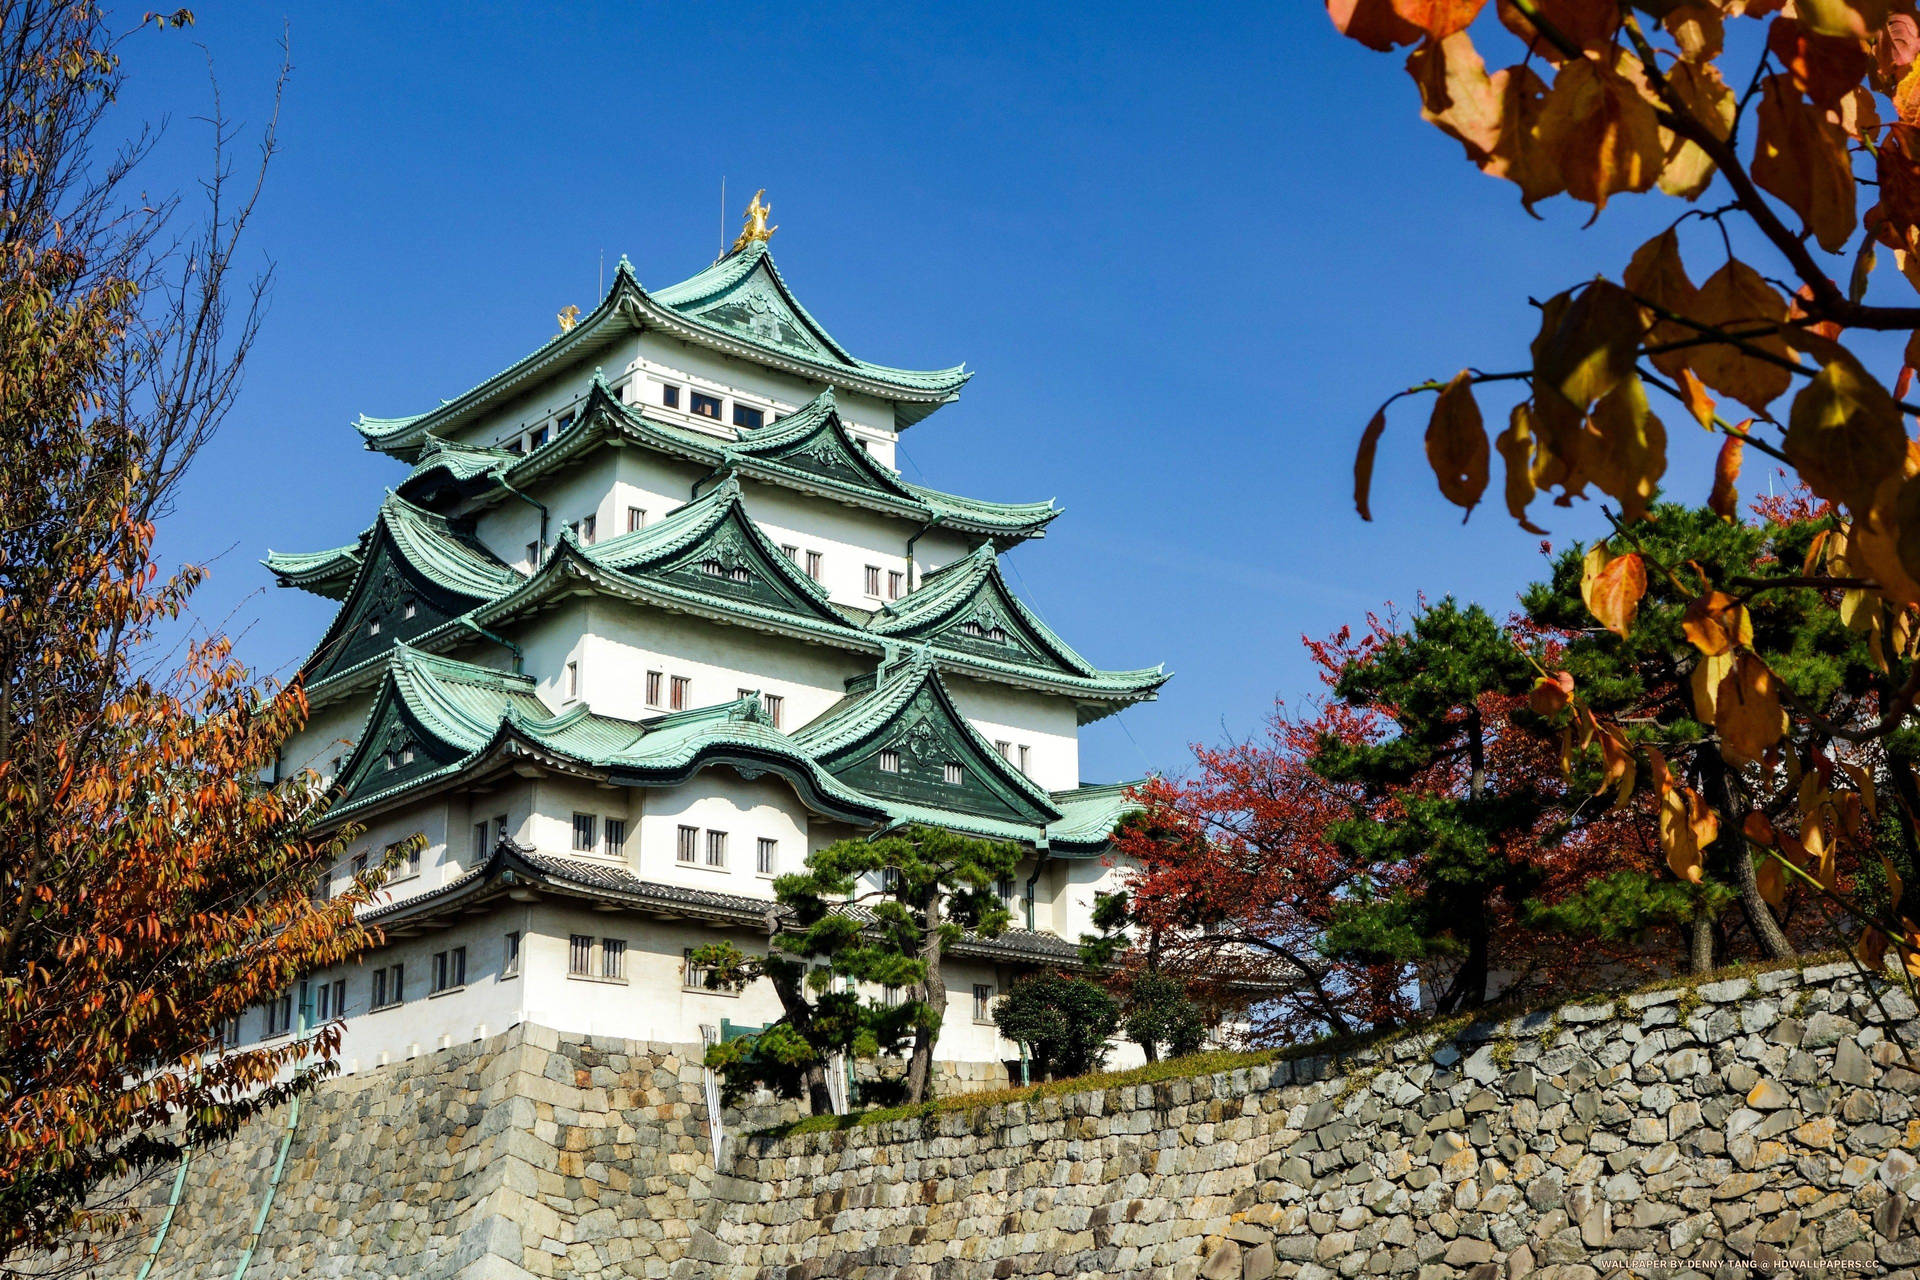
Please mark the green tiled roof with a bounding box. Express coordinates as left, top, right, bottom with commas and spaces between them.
355, 246, 968, 458
262, 541, 364, 600
405, 380, 1056, 543
327, 645, 886, 826
327, 644, 1137, 857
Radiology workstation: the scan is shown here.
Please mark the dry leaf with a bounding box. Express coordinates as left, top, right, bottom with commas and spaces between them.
1624, 228, 1700, 381
1715, 653, 1788, 766
1530, 670, 1575, 717
1752, 76, 1860, 252
1494, 403, 1549, 533
1582, 546, 1647, 637
1583, 375, 1668, 523
1784, 355, 1907, 514
1689, 260, 1793, 413
1355, 407, 1388, 521
1535, 55, 1666, 213
1709, 434, 1744, 520
1682, 590, 1752, 656
1425, 370, 1489, 516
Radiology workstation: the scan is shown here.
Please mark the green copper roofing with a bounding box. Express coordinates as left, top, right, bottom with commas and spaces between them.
404, 380, 1056, 543
326, 645, 886, 826
793, 646, 1063, 830
868, 543, 1168, 719
292, 493, 522, 685
262, 542, 364, 600
1046, 780, 1143, 855
355, 246, 968, 458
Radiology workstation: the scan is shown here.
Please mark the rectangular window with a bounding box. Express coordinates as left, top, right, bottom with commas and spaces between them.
217, 1014, 242, 1046
661, 384, 681, 409
879, 749, 900, 773
762, 693, 783, 729
683, 947, 713, 991
264, 992, 294, 1037
973, 983, 994, 1023
997, 876, 1016, 906
705, 830, 727, 868
503, 931, 521, 978
738, 686, 755, 702
581, 514, 596, 545
676, 825, 699, 864
526, 540, 541, 567
670, 675, 690, 710
529, 425, 549, 449
390, 840, 420, 879
944, 761, 965, 786
372, 963, 404, 1011
351, 852, 368, 881
995, 740, 1012, 761
556, 412, 574, 432
600, 938, 625, 981
604, 818, 626, 856
881, 866, 901, 894
432, 947, 466, 993
888, 570, 904, 600
780, 544, 799, 563
1018, 744, 1031, 776
505, 439, 525, 456
573, 812, 597, 852
645, 670, 664, 708
569, 934, 593, 976
756, 837, 777, 876
864, 565, 881, 596
732, 403, 764, 430
565, 660, 580, 700
690, 391, 721, 419
367, 616, 381, 637
805, 551, 822, 581
627, 506, 647, 533
474, 821, 490, 859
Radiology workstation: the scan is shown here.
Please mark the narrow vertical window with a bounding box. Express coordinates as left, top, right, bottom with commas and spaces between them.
995, 740, 1012, 761
601, 938, 626, 980
351, 852, 368, 880
503, 931, 521, 978
572, 812, 597, 852
879, 749, 900, 773
1018, 744, 1031, 776
670, 675, 690, 710
762, 693, 783, 729
474, 821, 490, 859
529, 425, 549, 449
973, 984, 994, 1022
944, 761, 965, 785
526, 540, 541, 567
645, 670, 663, 708
627, 506, 647, 533
756, 837, 777, 876
705, 830, 727, 868
581, 514, 596, 544
888, 570, 904, 599
569, 934, 592, 976
371, 968, 387, 1010
493, 813, 510, 849
604, 818, 626, 856
330, 978, 346, 1020
661, 384, 681, 409
683, 948, 712, 990
676, 825, 699, 864
805, 551, 822, 581
864, 565, 881, 596
566, 659, 581, 700
780, 544, 799, 563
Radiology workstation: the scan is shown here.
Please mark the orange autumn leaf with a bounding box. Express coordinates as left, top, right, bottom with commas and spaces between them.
1689, 260, 1793, 414
1709, 433, 1744, 520
1714, 652, 1788, 766
1355, 406, 1388, 521
1752, 76, 1858, 252
1529, 669, 1576, 716
1581, 545, 1647, 637
1534, 55, 1665, 213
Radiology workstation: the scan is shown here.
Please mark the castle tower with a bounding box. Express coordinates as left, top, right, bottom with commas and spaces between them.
259, 206, 1167, 1072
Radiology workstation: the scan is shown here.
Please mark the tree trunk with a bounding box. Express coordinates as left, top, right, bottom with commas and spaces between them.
905, 894, 947, 1105
1689, 910, 1715, 974
1701, 749, 1794, 961
804, 1064, 833, 1117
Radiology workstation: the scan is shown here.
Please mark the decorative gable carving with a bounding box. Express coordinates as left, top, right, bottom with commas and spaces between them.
309, 532, 469, 684
690, 276, 826, 357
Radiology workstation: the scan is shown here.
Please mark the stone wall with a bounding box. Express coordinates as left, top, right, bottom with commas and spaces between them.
686, 961, 1920, 1278
74, 962, 1920, 1279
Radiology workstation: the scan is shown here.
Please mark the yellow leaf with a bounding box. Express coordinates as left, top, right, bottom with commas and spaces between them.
1797, 0, 1888, 41
1484, 63, 1566, 209
1355, 407, 1388, 522
1753, 77, 1858, 252
1714, 653, 1788, 767
1679, 369, 1717, 429
1425, 370, 1490, 516
1583, 374, 1667, 523
1690, 261, 1792, 414
1595, 723, 1637, 807
1581, 546, 1647, 637
1784, 356, 1908, 515
1408, 31, 1503, 162
1691, 649, 1734, 722
1660, 783, 1716, 883
1656, 59, 1735, 199
1494, 403, 1549, 533
1535, 55, 1666, 214
1624, 228, 1700, 383
1757, 853, 1787, 910
1536, 278, 1646, 410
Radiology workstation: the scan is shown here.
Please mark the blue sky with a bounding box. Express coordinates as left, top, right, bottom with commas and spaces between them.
124, 2, 1747, 784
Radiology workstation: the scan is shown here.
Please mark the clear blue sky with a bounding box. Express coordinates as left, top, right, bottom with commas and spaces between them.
123, 2, 1739, 785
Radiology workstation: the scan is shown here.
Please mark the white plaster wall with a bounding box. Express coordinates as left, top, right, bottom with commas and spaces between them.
631, 771, 812, 899
631, 331, 901, 456
942, 672, 1082, 792
737, 477, 967, 609
513, 597, 867, 731
280, 694, 375, 785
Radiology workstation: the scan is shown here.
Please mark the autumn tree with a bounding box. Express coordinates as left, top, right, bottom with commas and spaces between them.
696, 826, 1018, 1109
1330, 0, 1920, 971
0, 5, 389, 1263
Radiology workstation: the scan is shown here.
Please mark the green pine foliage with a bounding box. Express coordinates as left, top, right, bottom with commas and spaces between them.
991, 973, 1119, 1080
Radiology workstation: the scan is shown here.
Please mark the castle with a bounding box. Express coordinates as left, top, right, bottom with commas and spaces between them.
256, 196, 1166, 1077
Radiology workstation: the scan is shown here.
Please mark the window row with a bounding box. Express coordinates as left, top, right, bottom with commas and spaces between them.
777, 543, 825, 583
876, 749, 968, 787
994, 740, 1034, 776
568, 933, 626, 981
313, 841, 420, 902
570, 812, 628, 857
863, 564, 907, 601
471, 812, 512, 859
656, 380, 765, 432
675, 825, 779, 876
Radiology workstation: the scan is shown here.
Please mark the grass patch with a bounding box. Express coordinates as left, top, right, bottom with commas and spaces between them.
756, 948, 1855, 1143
